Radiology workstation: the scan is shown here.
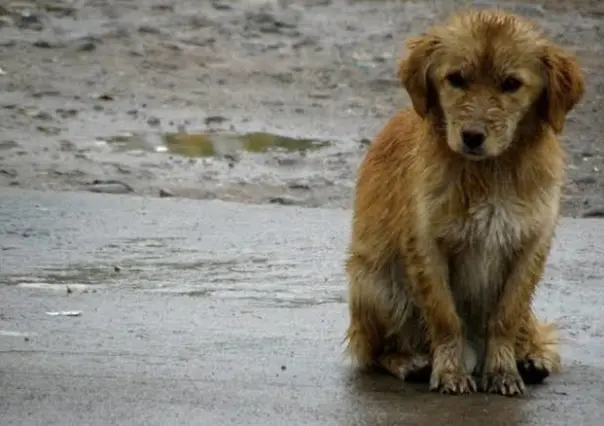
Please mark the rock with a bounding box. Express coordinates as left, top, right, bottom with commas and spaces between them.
138, 25, 161, 34
42, 2, 77, 18
58, 140, 76, 151
0, 168, 17, 178
96, 93, 114, 101
276, 157, 298, 166
56, 108, 78, 118
188, 15, 211, 29
33, 111, 53, 121
204, 115, 228, 125
160, 42, 181, 52
36, 125, 61, 135
223, 154, 239, 167
369, 78, 398, 90
574, 176, 597, 186
147, 116, 161, 126
0, 140, 19, 150
151, 4, 174, 12
244, 11, 299, 37
211, 0, 233, 11
582, 208, 604, 218
272, 72, 294, 84
77, 39, 97, 52
508, 4, 545, 18
471, 1, 544, 17
268, 196, 303, 206
292, 37, 317, 49
86, 180, 134, 194
288, 182, 311, 190
159, 188, 174, 198
180, 36, 215, 47
32, 90, 61, 98
308, 92, 331, 99
0, 15, 14, 27
16, 10, 44, 30
33, 40, 65, 49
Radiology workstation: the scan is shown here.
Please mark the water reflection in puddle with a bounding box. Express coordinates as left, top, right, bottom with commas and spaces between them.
2, 256, 346, 308
100, 131, 331, 157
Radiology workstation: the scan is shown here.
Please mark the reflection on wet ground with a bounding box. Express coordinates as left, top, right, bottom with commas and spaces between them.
101, 131, 332, 157
1, 220, 345, 307
1, 255, 346, 308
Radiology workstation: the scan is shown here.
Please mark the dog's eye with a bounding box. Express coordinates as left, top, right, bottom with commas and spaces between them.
446, 72, 466, 89
500, 76, 523, 93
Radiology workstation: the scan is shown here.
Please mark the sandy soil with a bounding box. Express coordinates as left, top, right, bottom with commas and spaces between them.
1, 0, 603, 217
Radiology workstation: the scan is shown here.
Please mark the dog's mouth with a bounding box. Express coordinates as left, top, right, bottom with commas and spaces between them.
460, 145, 488, 160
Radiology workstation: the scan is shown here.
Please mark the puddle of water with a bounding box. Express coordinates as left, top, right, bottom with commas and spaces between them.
15, 282, 98, 292
101, 131, 331, 157
2, 265, 122, 289
0, 330, 38, 338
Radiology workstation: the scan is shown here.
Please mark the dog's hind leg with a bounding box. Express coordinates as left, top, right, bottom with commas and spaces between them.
345, 252, 431, 381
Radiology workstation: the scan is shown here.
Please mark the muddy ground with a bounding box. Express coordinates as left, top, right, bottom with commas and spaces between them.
0, 0, 603, 217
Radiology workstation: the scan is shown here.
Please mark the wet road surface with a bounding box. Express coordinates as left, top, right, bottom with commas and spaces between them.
1, 188, 604, 425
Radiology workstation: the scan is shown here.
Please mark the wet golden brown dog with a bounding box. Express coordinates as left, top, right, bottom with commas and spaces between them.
344, 8, 585, 396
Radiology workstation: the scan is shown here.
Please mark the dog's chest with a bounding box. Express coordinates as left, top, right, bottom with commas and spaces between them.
434, 198, 533, 307
435, 198, 532, 254
440, 199, 529, 250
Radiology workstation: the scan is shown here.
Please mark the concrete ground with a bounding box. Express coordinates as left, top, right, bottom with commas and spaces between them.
1, 188, 604, 425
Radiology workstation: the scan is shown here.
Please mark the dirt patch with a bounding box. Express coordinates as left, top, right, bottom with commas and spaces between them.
0, 0, 603, 216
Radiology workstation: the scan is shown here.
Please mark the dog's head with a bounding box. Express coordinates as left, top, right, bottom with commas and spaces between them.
398, 9, 585, 160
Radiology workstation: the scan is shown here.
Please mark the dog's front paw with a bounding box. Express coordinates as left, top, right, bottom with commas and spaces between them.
482, 370, 525, 396
430, 369, 477, 395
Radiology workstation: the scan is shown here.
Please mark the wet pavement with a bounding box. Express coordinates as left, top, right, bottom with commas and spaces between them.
1, 188, 604, 425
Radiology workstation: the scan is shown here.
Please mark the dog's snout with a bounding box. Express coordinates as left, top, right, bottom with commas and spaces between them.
461, 126, 487, 151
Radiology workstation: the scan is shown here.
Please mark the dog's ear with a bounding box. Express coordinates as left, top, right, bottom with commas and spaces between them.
539, 46, 585, 134
397, 35, 440, 117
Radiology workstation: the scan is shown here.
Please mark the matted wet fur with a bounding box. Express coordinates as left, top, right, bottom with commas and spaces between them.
344, 8, 584, 396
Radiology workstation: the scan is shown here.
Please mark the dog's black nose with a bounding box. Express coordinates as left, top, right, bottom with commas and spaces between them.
461, 127, 486, 150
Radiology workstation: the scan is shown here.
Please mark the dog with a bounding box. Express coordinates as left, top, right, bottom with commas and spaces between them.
344, 8, 585, 396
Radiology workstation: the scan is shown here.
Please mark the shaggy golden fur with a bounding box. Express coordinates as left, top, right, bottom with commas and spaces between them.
344, 8, 585, 396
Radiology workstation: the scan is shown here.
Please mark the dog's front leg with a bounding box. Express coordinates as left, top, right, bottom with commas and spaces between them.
402, 237, 476, 394
483, 235, 553, 396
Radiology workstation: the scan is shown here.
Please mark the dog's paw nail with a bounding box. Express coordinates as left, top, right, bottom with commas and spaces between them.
484, 372, 526, 396
430, 371, 476, 395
